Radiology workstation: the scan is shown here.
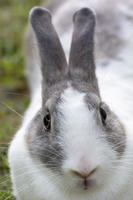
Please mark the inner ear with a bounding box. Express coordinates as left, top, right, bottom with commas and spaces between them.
29, 7, 68, 86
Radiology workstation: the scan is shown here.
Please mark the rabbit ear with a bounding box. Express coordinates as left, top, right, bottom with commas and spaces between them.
69, 8, 99, 94
30, 7, 68, 86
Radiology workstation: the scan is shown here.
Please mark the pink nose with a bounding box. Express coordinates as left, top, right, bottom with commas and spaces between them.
71, 168, 96, 179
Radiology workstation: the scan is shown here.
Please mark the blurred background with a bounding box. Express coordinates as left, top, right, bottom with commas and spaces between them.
0, 0, 46, 199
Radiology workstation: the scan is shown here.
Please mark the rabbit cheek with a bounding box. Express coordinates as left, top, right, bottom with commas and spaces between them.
100, 108, 127, 157
27, 113, 65, 174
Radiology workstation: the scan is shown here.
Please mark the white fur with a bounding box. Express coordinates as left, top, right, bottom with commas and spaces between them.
59, 87, 104, 172
8, 0, 133, 200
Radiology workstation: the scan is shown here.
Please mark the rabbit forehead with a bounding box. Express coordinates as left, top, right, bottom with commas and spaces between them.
58, 87, 100, 144
59, 86, 99, 113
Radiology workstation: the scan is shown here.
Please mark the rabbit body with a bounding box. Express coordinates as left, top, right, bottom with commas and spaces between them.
9, 0, 133, 200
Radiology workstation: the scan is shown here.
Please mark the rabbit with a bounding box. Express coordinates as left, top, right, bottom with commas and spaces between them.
8, 0, 133, 200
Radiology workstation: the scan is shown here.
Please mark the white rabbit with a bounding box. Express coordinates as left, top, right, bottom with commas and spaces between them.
8, 0, 133, 200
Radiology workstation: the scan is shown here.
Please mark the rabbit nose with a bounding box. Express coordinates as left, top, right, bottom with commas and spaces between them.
70, 168, 97, 179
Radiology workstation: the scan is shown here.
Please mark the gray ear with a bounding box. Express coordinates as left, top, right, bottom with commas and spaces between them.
69, 8, 99, 94
30, 7, 68, 86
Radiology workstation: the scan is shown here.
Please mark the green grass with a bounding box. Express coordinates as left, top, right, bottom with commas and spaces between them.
0, 0, 44, 199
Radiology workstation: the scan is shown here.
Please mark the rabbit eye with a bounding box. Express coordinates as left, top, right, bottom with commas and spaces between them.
43, 111, 51, 131
99, 107, 107, 124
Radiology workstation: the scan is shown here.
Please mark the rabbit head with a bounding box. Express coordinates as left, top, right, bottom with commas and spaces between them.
28, 7, 126, 194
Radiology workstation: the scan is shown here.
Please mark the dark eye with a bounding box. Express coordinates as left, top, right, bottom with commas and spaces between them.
43, 111, 51, 131
99, 107, 107, 124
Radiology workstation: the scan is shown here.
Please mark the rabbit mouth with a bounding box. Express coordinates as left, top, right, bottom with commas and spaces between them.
83, 179, 90, 190
75, 178, 96, 191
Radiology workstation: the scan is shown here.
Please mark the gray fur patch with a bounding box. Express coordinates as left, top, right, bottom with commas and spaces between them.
27, 110, 65, 174
97, 103, 126, 156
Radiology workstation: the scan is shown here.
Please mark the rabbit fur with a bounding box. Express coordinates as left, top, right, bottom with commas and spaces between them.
8, 0, 133, 200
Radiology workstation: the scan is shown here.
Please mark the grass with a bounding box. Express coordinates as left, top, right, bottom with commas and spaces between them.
0, 0, 44, 199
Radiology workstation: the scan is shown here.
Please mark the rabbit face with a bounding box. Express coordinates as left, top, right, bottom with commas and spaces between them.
27, 7, 126, 194
28, 81, 125, 192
